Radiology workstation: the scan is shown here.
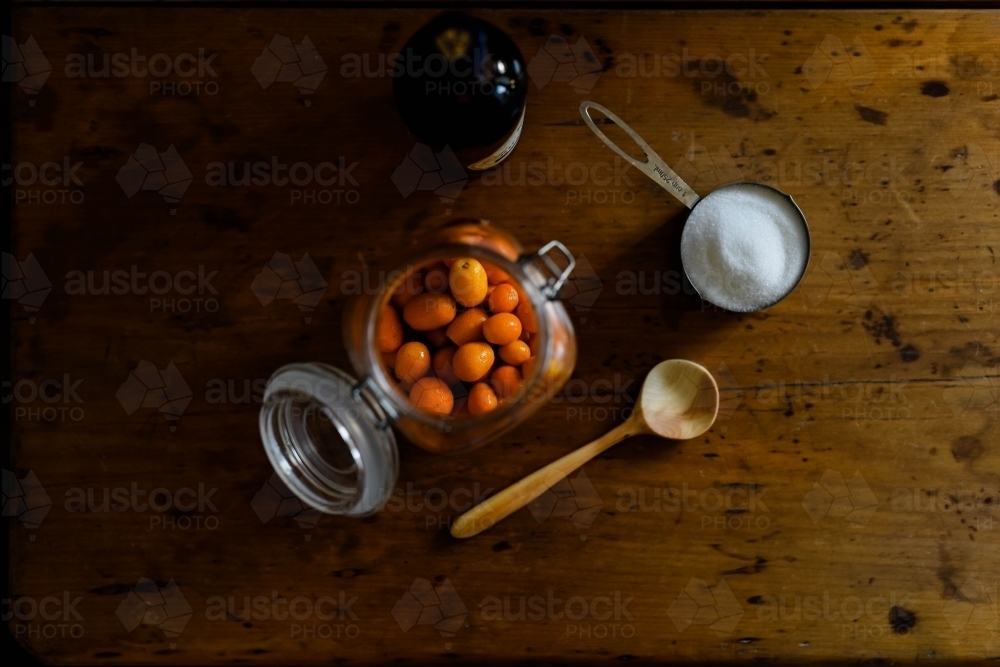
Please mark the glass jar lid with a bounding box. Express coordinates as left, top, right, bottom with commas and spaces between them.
258, 363, 398, 517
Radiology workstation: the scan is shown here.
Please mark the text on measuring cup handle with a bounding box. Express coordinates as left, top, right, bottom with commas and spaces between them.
652, 165, 686, 194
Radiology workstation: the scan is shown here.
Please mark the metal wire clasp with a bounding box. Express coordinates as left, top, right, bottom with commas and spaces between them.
522, 240, 576, 300
352, 376, 398, 430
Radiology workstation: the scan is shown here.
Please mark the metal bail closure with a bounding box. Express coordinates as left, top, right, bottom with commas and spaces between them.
352, 375, 399, 430
523, 240, 576, 299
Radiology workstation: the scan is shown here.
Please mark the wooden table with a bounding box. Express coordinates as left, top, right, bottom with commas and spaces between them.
7, 5, 998, 665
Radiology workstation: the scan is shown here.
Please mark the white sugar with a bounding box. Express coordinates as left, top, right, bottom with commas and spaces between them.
680, 184, 809, 312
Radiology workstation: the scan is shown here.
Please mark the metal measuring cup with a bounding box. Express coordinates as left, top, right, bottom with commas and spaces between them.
579, 101, 811, 312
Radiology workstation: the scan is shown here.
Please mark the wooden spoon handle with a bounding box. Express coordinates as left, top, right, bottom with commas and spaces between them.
451, 418, 642, 539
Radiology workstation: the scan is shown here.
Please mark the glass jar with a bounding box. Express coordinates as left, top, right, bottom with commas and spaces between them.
259, 220, 577, 517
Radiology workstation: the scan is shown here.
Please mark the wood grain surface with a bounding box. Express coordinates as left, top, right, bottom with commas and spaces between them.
7, 6, 999, 665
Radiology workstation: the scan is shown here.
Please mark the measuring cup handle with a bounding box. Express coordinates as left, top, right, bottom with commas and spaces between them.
579, 101, 701, 209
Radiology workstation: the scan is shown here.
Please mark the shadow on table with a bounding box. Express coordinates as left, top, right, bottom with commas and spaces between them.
613, 208, 746, 331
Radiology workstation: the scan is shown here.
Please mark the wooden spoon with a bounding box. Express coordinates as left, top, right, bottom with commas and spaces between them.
451, 360, 720, 539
